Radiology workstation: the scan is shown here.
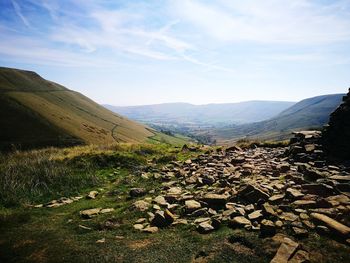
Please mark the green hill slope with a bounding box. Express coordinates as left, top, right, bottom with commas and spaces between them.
0, 67, 155, 150
213, 94, 345, 143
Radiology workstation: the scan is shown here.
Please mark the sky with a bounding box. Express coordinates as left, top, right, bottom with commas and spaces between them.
0, 0, 349, 106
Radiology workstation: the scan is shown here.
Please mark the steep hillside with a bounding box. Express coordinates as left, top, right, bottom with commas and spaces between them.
105, 100, 295, 125
213, 94, 345, 143
0, 67, 154, 150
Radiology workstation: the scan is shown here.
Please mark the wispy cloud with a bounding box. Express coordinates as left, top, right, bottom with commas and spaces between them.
174, 0, 350, 44
40, 0, 59, 21
261, 53, 324, 62
0, 35, 117, 67
48, 7, 200, 63
11, 0, 31, 28
1, 0, 350, 71
5, 0, 231, 70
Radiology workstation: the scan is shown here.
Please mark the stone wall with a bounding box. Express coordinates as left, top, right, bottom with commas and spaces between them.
322, 88, 350, 160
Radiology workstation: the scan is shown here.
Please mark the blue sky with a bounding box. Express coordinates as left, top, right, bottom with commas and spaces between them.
0, 0, 349, 105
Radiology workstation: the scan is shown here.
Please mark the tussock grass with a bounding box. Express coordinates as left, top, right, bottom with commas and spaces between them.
0, 144, 141, 206
0, 148, 99, 207
0, 143, 196, 207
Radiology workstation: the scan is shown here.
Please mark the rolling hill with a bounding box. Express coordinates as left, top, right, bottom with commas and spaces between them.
212, 93, 345, 143
105, 100, 295, 126
0, 67, 157, 150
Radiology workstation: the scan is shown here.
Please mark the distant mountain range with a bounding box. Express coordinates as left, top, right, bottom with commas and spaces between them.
105, 101, 295, 125
0, 67, 156, 150
212, 93, 345, 143
106, 94, 345, 144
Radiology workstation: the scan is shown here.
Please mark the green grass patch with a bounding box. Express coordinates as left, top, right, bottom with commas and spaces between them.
147, 132, 190, 146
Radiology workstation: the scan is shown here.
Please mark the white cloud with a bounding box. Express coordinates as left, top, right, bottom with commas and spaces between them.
261, 53, 324, 62
49, 8, 195, 62
3, 0, 350, 72
174, 0, 350, 44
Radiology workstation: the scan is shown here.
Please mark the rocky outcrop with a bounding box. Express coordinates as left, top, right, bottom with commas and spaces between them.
323, 88, 350, 160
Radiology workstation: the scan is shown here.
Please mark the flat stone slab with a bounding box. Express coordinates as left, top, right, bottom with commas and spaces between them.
310, 212, 350, 238
270, 237, 299, 263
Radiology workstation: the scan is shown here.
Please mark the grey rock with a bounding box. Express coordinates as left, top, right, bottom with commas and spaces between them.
80, 208, 101, 219
129, 188, 146, 198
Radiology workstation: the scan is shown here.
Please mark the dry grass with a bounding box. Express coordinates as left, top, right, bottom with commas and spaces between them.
0, 142, 184, 207
51, 143, 164, 161
0, 147, 99, 207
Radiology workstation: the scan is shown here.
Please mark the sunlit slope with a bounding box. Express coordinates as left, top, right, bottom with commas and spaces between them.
0, 67, 154, 150
213, 93, 344, 143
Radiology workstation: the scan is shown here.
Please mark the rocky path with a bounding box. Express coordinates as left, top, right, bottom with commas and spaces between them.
127, 133, 350, 261
33, 132, 350, 262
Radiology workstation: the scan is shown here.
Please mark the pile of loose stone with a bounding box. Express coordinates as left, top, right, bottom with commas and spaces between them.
287, 130, 325, 164
323, 88, 350, 160
131, 140, 350, 248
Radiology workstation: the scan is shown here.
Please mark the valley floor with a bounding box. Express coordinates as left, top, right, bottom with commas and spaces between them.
0, 143, 349, 263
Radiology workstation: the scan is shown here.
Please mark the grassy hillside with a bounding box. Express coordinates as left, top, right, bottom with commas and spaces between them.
0, 67, 156, 150
147, 132, 192, 146
105, 100, 295, 125
213, 94, 344, 143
